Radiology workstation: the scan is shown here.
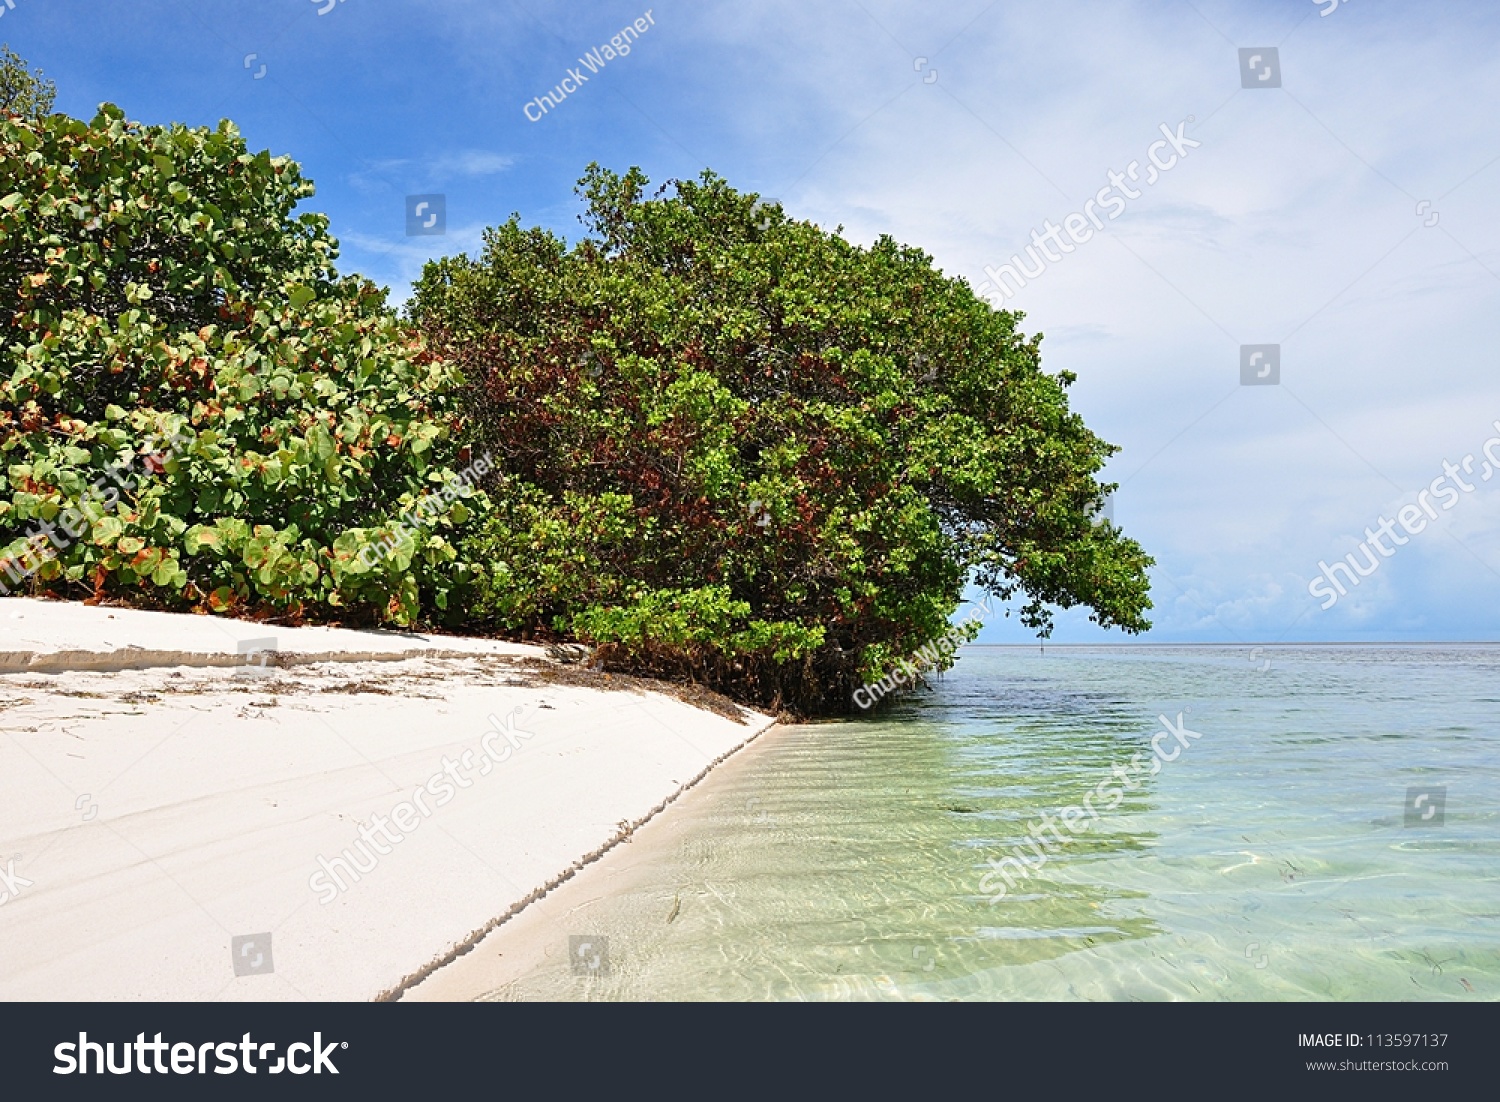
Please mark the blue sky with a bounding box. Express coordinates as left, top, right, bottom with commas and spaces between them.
11, 0, 1500, 644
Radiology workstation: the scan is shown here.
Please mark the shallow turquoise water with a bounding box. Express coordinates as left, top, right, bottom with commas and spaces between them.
485, 646, 1500, 1001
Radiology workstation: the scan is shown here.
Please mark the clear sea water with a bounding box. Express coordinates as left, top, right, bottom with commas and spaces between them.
475, 646, 1500, 1001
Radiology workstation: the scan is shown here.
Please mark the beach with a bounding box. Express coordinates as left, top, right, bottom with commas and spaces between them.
409, 646, 1499, 1002
402, 721, 797, 1001
5, 601, 1496, 1004
0, 598, 773, 1001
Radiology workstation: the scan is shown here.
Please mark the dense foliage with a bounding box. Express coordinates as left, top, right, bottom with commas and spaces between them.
0, 85, 1154, 712
0, 105, 480, 623
411, 166, 1153, 713
0, 45, 55, 120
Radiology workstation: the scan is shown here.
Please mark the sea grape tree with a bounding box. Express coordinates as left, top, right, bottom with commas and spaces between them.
412, 166, 1154, 713
0, 105, 479, 623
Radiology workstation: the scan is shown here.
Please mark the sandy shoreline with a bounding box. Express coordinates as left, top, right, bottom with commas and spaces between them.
0, 598, 773, 1000
378, 718, 787, 1001
402, 720, 795, 1000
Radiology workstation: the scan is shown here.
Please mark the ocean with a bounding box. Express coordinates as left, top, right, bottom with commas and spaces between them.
454, 645, 1500, 1001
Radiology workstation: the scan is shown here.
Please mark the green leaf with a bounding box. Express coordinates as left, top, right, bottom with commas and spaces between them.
92, 517, 125, 545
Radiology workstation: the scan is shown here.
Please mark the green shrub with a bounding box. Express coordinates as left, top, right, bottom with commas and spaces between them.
412, 165, 1154, 713
0, 105, 480, 624
0, 44, 55, 121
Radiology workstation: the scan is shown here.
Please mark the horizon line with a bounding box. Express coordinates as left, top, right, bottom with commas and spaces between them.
963, 640, 1500, 648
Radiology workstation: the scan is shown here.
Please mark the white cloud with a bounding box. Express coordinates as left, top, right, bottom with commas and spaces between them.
337, 225, 491, 307
347, 149, 514, 194
660, 0, 1500, 640
327, 0, 1500, 640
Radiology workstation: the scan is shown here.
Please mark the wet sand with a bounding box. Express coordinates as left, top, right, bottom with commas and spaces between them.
400, 722, 796, 1000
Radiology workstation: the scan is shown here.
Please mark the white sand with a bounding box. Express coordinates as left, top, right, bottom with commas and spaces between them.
0, 595, 531, 672
403, 722, 791, 1002
0, 599, 772, 1000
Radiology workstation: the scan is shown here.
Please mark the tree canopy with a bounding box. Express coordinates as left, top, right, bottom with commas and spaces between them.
0, 105, 479, 623
410, 166, 1153, 713
0, 45, 55, 120
1, 88, 1153, 714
